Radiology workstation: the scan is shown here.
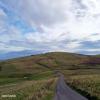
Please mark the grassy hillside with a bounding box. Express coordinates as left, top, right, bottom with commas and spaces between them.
0, 52, 100, 75
0, 52, 100, 100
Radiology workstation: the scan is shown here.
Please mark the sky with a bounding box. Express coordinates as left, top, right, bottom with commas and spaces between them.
0, 0, 100, 59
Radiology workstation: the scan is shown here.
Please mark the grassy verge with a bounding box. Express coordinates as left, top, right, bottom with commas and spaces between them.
65, 74, 100, 100
0, 71, 54, 85
0, 78, 57, 100
0, 71, 56, 100
0, 78, 24, 86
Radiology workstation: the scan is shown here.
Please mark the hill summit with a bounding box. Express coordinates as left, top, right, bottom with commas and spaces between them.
0, 52, 100, 76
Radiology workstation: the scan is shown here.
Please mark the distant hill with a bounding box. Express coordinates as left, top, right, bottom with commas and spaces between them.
0, 50, 43, 60
0, 52, 100, 76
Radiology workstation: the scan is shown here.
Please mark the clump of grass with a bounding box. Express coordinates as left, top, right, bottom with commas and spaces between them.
0, 78, 57, 100
0, 78, 23, 85
65, 74, 100, 100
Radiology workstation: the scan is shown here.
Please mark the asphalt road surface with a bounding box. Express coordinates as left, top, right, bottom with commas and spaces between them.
53, 75, 88, 100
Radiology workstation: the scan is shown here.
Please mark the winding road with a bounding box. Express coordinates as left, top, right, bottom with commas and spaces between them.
53, 75, 88, 100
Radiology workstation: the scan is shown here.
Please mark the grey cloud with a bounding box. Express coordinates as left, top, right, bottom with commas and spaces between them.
0, 0, 100, 55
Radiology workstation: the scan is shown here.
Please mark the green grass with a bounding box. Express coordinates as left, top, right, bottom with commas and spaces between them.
0, 52, 99, 74
30, 71, 54, 80
62, 69, 100, 100
0, 78, 57, 100
43, 93, 54, 100
0, 71, 54, 85
0, 70, 56, 100
0, 78, 23, 85
0, 52, 100, 100
67, 75, 100, 100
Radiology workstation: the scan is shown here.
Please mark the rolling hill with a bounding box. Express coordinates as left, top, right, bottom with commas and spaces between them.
0, 52, 100, 77
0, 52, 100, 100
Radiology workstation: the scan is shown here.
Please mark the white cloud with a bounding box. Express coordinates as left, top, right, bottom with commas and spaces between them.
4, 0, 100, 41
0, 8, 7, 34
0, 42, 29, 53
0, 26, 25, 42
86, 33, 100, 42
0, 8, 6, 16
86, 48, 100, 52
0, 0, 100, 54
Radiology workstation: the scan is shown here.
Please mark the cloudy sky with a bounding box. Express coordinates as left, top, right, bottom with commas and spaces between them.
0, 0, 100, 58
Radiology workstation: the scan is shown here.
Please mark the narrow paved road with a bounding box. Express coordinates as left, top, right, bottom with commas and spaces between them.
53, 75, 88, 100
